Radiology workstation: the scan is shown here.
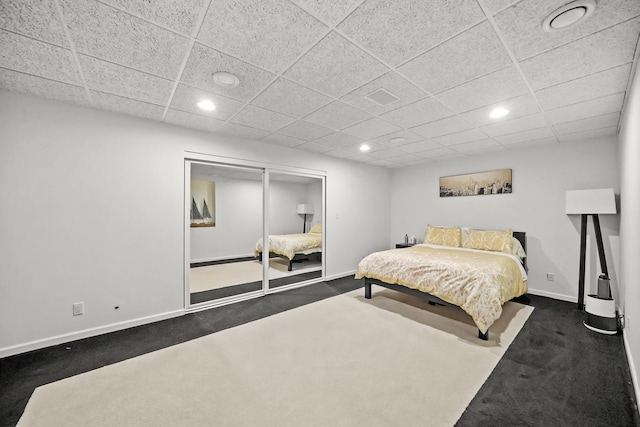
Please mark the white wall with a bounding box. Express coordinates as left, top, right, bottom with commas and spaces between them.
619, 62, 640, 398
389, 138, 620, 302
305, 179, 323, 231
0, 91, 391, 356
190, 176, 263, 262
268, 180, 313, 235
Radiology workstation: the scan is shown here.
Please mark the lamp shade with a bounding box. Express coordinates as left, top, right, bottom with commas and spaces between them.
297, 203, 314, 215
565, 188, 616, 214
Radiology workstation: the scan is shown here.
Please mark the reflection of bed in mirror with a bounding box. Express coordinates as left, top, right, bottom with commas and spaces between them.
255, 223, 322, 271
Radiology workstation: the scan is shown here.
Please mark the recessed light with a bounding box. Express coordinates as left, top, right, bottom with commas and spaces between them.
542, 0, 595, 32
213, 71, 240, 88
359, 144, 371, 152
489, 107, 509, 119
197, 100, 216, 111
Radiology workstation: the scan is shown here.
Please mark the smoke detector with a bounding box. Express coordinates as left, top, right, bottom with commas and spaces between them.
213, 72, 240, 88
542, 0, 596, 32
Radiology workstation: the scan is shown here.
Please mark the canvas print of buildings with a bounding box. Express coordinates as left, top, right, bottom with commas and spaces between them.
440, 169, 512, 197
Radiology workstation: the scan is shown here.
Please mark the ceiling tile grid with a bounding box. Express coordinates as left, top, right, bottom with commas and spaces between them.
0, 0, 638, 168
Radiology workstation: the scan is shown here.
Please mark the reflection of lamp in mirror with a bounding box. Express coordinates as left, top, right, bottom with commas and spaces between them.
565, 188, 618, 334
297, 203, 314, 233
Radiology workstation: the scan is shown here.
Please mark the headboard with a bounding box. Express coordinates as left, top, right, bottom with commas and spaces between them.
513, 231, 527, 272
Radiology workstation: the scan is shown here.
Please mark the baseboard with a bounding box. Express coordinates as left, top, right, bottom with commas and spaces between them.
527, 288, 577, 303
623, 330, 640, 415
324, 270, 356, 282
0, 309, 184, 359
191, 253, 255, 264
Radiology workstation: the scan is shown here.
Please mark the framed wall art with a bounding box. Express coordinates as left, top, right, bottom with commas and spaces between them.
439, 169, 512, 197
190, 179, 215, 227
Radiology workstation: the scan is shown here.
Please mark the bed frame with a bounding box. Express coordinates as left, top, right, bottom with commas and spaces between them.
257, 251, 322, 271
363, 231, 527, 341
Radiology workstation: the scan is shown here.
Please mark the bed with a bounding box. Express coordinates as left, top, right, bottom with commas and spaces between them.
255, 223, 322, 271
355, 226, 528, 340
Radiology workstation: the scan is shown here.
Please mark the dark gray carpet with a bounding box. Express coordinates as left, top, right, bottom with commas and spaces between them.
1, 281, 638, 427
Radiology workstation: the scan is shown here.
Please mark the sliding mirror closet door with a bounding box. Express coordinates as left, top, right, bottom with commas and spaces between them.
267, 172, 323, 291
189, 163, 264, 305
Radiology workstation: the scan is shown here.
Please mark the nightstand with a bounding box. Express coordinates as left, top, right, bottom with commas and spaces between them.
395, 243, 415, 248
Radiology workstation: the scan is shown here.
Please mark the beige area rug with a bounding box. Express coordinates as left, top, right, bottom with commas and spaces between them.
189, 259, 320, 293
18, 289, 533, 427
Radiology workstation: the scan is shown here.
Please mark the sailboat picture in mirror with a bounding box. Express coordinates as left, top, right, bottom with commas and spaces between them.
188, 163, 323, 306
190, 179, 215, 227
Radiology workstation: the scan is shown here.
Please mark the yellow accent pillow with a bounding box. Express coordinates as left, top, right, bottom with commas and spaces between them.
309, 223, 322, 234
424, 225, 461, 247
463, 228, 513, 254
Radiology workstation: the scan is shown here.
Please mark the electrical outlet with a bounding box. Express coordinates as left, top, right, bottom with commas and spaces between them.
546, 273, 555, 281
73, 302, 84, 316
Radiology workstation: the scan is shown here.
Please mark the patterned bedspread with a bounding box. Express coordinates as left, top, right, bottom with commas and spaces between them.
255, 233, 322, 260
355, 244, 527, 333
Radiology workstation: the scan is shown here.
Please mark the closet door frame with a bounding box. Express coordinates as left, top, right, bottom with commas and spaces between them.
183, 152, 326, 313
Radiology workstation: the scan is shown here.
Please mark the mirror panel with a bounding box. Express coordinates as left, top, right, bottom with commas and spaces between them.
189, 162, 264, 305
267, 172, 323, 290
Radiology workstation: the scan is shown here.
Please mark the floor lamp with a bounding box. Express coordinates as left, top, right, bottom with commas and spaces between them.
297, 203, 314, 233
565, 188, 617, 334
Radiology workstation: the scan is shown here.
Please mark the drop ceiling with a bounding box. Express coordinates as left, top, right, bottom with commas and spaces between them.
1, 0, 639, 168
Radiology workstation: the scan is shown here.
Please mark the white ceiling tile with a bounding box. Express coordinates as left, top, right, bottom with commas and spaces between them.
451, 139, 502, 153
60, 0, 189, 79
380, 97, 455, 128
278, 120, 333, 140
520, 20, 640, 90
371, 130, 424, 147
100, 0, 208, 35
557, 126, 618, 142
90, 91, 165, 120
197, 0, 328, 73
342, 117, 402, 140
338, 0, 485, 66
410, 116, 473, 139
284, 32, 388, 98
435, 66, 529, 113
397, 140, 443, 153
0, 30, 81, 85
506, 137, 557, 149
340, 71, 427, 115
0, 69, 89, 106
459, 93, 541, 127
170, 84, 245, 120
217, 123, 271, 140
535, 64, 632, 110
0, 0, 67, 47
433, 129, 488, 146
483, 0, 520, 14
230, 105, 294, 132
398, 21, 511, 94
365, 147, 410, 159
421, 147, 460, 158
546, 93, 625, 125
165, 109, 225, 133
290, 0, 361, 25
262, 134, 306, 148
495, 0, 640, 60
494, 126, 556, 145
386, 153, 426, 163
181, 43, 276, 102
312, 132, 362, 148
323, 148, 359, 159
294, 141, 334, 154
343, 141, 387, 153
480, 113, 548, 137
432, 152, 469, 161
303, 101, 372, 130
251, 78, 332, 118
553, 112, 620, 136
79, 55, 173, 105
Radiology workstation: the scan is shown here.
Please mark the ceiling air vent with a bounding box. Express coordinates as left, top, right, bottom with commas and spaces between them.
365, 88, 400, 106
